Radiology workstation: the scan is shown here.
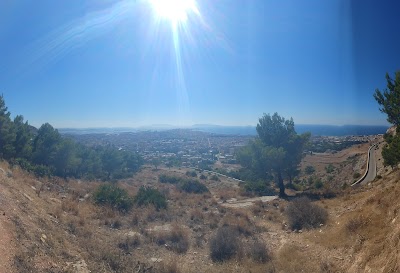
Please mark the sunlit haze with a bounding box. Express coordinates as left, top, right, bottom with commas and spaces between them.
0, 0, 399, 128
149, 0, 199, 25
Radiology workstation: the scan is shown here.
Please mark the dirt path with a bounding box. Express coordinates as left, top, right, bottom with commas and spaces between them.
0, 178, 17, 273
0, 216, 15, 272
221, 196, 278, 208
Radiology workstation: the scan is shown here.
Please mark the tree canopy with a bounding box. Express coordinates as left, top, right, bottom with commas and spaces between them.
374, 71, 400, 168
237, 113, 309, 197
0, 95, 143, 180
374, 71, 400, 127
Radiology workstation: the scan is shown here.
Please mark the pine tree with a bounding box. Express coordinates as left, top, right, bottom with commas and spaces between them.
0, 95, 16, 159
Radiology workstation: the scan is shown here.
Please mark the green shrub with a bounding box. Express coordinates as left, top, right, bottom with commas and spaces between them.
210, 174, 220, 181
325, 164, 335, 174
286, 182, 302, 191
185, 170, 197, 177
199, 174, 207, 180
93, 184, 133, 212
243, 181, 275, 196
353, 172, 361, 179
286, 197, 328, 230
134, 186, 167, 210
159, 174, 182, 184
305, 165, 315, 175
314, 179, 324, 189
178, 179, 209, 194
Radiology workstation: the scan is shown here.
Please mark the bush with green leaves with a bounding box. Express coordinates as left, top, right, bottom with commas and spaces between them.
242, 180, 275, 196
185, 170, 197, 177
325, 164, 335, 173
304, 165, 315, 175
178, 179, 209, 194
158, 174, 182, 184
286, 197, 328, 230
93, 184, 133, 212
134, 186, 167, 210
314, 179, 324, 189
210, 174, 220, 181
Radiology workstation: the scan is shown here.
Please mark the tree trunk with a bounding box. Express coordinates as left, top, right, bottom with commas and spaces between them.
277, 171, 286, 197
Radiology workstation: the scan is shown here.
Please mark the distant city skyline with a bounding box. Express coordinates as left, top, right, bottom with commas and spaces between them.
1, 0, 398, 128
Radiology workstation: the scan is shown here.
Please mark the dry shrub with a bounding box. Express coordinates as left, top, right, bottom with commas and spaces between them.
118, 235, 141, 253
100, 250, 129, 272
320, 260, 338, 273
210, 226, 241, 262
222, 211, 254, 236
189, 208, 204, 223
246, 239, 271, 263
14, 252, 36, 273
61, 199, 79, 216
130, 212, 141, 227
96, 207, 116, 222
153, 225, 190, 254
345, 216, 368, 234
49, 205, 63, 220
157, 259, 181, 273
208, 212, 220, 229
145, 206, 172, 223
251, 201, 265, 216
286, 197, 328, 230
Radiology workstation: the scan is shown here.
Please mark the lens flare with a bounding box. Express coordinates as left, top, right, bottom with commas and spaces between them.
149, 0, 199, 26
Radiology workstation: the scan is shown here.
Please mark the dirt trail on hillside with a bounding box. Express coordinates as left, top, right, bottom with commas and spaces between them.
0, 176, 17, 273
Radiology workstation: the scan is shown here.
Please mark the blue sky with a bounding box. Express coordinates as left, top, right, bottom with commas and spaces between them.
0, 0, 399, 128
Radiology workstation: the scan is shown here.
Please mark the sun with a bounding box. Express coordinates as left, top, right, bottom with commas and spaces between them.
149, 0, 199, 26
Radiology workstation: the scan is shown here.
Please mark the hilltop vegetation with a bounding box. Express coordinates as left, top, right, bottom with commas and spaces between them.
0, 95, 143, 180
236, 113, 310, 197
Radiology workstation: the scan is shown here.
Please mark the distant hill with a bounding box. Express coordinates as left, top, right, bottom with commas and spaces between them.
58, 124, 389, 137
192, 124, 389, 136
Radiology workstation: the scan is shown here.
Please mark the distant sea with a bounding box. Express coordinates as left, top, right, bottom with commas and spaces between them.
193, 125, 389, 136
59, 124, 389, 137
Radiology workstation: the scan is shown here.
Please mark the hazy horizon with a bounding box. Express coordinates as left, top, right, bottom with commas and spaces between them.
1, 0, 399, 128
56, 123, 390, 130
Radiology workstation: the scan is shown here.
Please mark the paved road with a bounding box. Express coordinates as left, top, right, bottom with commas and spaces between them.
362, 146, 377, 184
352, 144, 377, 186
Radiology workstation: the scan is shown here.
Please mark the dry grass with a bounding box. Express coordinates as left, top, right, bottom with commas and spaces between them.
157, 259, 182, 273
4, 153, 400, 273
150, 224, 190, 254
276, 244, 319, 273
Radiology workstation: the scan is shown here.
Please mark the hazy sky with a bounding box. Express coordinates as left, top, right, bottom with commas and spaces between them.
0, 0, 399, 128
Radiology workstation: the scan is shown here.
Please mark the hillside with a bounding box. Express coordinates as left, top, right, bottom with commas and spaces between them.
0, 139, 399, 272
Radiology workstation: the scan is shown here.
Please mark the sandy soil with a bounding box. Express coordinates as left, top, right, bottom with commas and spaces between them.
0, 173, 17, 273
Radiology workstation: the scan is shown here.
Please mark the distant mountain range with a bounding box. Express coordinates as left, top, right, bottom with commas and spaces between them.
58, 124, 389, 137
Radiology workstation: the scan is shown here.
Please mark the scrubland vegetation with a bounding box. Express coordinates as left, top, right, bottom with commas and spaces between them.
1, 71, 400, 272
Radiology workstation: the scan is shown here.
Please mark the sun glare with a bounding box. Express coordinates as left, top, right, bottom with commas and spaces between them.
149, 0, 198, 26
